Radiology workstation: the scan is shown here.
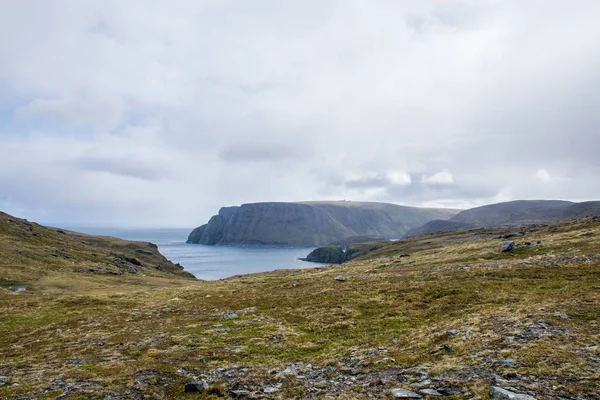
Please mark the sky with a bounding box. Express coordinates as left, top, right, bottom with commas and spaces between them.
1, 0, 599, 227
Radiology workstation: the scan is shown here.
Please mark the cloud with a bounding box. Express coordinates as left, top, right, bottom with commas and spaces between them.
67, 156, 167, 181
0, 1, 600, 226
219, 142, 303, 163
16, 96, 125, 131
422, 170, 454, 185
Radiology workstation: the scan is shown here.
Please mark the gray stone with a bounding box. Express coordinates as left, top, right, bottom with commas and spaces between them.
501, 241, 516, 252
221, 311, 238, 320
184, 381, 208, 393
279, 365, 299, 376
391, 388, 422, 398
419, 388, 443, 396
442, 344, 454, 353
409, 380, 431, 389
264, 386, 279, 393
496, 358, 518, 367
446, 329, 459, 336
335, 275, 348, 282
490, 386, 536, 400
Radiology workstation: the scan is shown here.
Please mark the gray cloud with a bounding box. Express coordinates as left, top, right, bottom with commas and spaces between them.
0, 0, 599, 226
219, 142, 303, 163
67, 156, 167, 181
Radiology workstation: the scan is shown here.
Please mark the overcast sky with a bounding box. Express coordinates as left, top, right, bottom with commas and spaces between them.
1, 1, 599, 227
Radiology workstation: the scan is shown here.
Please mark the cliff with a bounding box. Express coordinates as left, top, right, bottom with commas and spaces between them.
405, 200, 600, 237
187, 201, 458, 247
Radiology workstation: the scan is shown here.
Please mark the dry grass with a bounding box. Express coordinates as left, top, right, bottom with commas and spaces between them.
1, 217, 600, 398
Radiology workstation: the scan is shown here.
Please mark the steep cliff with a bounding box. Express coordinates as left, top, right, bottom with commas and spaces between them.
187, 201, 458, 247
405, 200, 600, 237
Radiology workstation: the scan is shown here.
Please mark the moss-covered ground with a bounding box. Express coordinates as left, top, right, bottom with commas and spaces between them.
1, 216, 600, 398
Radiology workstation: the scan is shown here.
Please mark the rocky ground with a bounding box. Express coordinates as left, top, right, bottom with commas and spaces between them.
2, 217, 600, 399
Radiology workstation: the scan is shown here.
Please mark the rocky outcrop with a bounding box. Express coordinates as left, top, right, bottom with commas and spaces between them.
187, 201, 458, 247
405, 200, 600, 238
300, 246, 364, 264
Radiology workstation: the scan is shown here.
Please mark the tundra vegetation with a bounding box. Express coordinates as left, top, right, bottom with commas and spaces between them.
1, 211, 600, 399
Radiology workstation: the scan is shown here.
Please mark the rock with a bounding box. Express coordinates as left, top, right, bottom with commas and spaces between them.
221, 311, 238, 320
501, 241, 516, 252
263, 386, 279, 393
442, 344, 454, 353
496, 358, 518, 367
279, 365, 299, 376
391, 388, 422, 398
490, 386, 536, 400
335, 275, 348, 282
446, 329, 459, 336
302, 246, 363, 264
553, 313, 570, 319
184, 381, 208, 393
419, 388, 443, 396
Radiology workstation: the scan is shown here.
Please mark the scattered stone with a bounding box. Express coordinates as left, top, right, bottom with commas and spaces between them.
410, 380, 431, 389
501, 241, 516, 252
279, 365, 299, 377
446, 329, 459, 336
263, 386, 279, 393
442, 344, 455, 353
391, 388, 422, 398
553, 313, 570, 319
56, 328, 62, 334
221, 311, 238, 320
496, 358, 518, 367
335, 275, 348, 282
490, 386, 536, 400
184, 381, 208, 393
419, 388, 443, 396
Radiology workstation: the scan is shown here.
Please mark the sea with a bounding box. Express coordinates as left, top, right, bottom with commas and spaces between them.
65, 227, 327, 280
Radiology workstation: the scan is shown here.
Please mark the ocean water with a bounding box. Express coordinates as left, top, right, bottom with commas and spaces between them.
66, 227, 327, 280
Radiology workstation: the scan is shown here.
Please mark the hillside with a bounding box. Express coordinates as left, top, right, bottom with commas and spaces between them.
0, 211, 195, 293
406, 200, 600, 237
187, 201, 458, 247
2, 216, 600, 398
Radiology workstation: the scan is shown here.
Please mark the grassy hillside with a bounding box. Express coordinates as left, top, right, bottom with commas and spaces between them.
0, 211, 195, 294
2, 215, 600, 398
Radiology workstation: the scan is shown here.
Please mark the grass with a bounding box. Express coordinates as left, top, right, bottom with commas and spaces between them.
1, 216, 600, 398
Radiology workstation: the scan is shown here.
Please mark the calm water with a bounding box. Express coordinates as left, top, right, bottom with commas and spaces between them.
66, 227, 326, 280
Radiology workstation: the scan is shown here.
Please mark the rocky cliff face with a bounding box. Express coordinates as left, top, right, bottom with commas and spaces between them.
187, 201, 457, 247
405, 200, 600, 238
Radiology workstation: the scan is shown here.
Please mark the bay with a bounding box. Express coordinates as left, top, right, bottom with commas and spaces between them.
64, 227, 327, 280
